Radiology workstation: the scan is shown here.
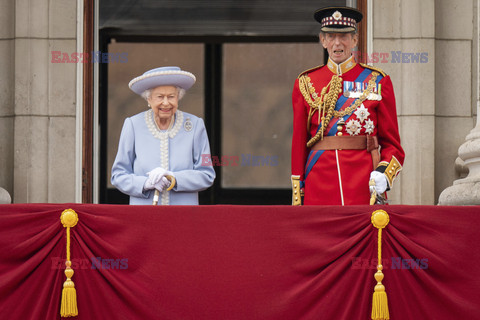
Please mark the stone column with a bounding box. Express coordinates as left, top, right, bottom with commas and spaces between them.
0, 0, 15, 200
13, 0, 77, 203
438, 106, 480, 205
438, 0, 480, 205
0, 187, 12, 204
373, 0, 436, 204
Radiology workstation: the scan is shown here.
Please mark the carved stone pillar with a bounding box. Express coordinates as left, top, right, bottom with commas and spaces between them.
438, 112, 480, 205
0, 187, 11, 204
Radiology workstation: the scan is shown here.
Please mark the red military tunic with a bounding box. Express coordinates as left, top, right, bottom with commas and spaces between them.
291, 56, 405, 205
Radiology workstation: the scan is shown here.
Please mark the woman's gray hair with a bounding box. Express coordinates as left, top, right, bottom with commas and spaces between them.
141, 86, 186, 101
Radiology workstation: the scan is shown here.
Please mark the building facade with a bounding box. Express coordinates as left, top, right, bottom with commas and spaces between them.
0, 0, 478, 205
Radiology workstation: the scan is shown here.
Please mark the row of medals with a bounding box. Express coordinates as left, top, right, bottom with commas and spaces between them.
343, 80, 382, 100
335, 80, 382, 136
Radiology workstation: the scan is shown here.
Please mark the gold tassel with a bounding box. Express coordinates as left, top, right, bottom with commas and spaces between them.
60, 209, 79, 317
371, 210, 390, 320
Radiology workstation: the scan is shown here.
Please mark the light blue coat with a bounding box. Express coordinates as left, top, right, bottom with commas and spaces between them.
111, 110, 215, 205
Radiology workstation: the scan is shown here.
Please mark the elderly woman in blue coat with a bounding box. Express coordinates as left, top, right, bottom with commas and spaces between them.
111, 66, 215, 205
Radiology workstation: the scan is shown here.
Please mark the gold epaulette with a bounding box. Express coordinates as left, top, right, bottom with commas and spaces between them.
297, 64, 324, 78
359, 63, 386, 77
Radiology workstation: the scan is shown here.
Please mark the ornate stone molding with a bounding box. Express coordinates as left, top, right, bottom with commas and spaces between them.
438, 119, 480, 205
0, 187, 11, 204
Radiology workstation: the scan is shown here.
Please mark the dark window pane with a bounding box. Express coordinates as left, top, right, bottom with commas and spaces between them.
221, 42, 323, 188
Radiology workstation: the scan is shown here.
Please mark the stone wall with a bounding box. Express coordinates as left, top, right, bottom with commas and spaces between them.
438, 0, 480, 205
373, 0, 476, 204
1, 0, 78, 203
0, 0, 15, 201
434, 0, 477, 202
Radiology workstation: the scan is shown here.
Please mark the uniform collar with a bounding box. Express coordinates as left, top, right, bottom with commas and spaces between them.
327, 56, 356, 75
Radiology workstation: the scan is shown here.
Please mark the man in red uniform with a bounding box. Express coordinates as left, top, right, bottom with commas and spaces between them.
291, 6, 405, 205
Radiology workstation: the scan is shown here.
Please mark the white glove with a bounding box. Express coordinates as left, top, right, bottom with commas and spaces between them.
144, 177, 156, 190
369, 171, 388, 195
144, 167, 167, 191
147, 167, 167, 184
154, 176, 171, 192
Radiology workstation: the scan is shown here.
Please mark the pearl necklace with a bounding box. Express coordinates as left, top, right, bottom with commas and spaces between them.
145, 109, 184, 204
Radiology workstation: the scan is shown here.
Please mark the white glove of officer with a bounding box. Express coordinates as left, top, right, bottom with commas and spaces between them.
154, 176, 171, 192
144, 167, 167, 190
369, 171, 388, 195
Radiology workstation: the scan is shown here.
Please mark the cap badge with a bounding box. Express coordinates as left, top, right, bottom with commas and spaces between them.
332, 11, 342, 20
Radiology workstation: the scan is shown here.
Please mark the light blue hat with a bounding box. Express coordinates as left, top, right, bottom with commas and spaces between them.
128, 66, 196, 95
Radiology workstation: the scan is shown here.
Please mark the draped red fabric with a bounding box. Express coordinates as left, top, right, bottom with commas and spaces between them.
0, 204, 479, 320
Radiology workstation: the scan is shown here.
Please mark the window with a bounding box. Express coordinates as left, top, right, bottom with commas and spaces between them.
96, 0, 352, 204
221, 42, 322, 189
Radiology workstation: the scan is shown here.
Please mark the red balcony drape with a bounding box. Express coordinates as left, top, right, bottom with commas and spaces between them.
0, 204, 479, 319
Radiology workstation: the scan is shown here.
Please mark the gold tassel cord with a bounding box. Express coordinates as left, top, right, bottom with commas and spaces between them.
298, 74, 343, 145
60, 209, 79, 317
306, 75, 343, 147
300, 71, 379, 148
371, 210, 390, 320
